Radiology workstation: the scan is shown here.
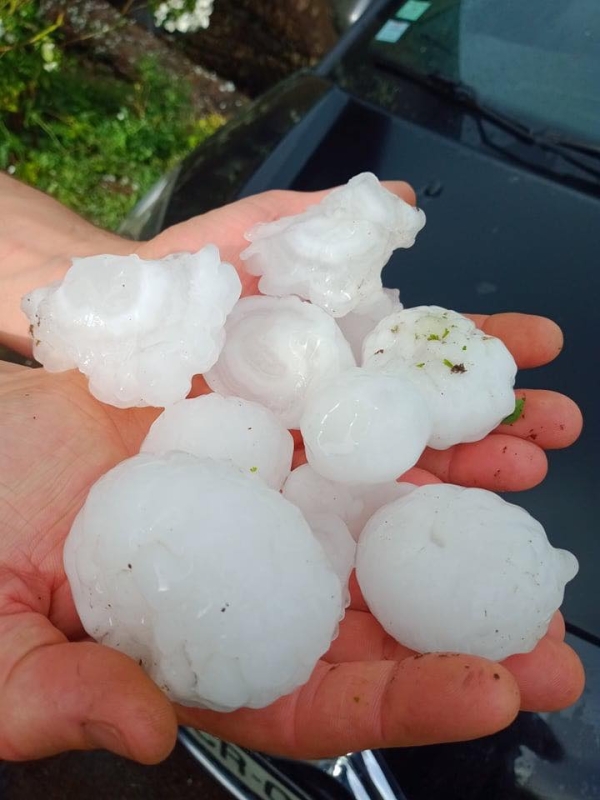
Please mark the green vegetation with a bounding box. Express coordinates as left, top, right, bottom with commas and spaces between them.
0, 1, 224, 230
502, 397, 525, 425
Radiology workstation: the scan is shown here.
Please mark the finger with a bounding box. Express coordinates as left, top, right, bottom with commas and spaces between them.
292, 449, 307, 469
325, 609, 415, 663
176, 655, 519, 758
398, 466, 443, 486
188, 373, 212, 398
547, 612, 566, 641
496, 389, 583, 449
466, 313, 563, 369
0, 613, 177, 763
417, 434, 548, 491
503, 636, 584, 712
327, 611, 580, 713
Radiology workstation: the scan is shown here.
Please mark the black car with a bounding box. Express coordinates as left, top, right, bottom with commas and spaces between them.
121, 1, 600, 798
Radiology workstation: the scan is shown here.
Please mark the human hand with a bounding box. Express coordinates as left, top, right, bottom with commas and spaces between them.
0, 184, 584, 764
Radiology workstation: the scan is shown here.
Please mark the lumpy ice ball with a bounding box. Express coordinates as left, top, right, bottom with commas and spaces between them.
283, 464, 414, 540
240, 173, 425, 317
300, 367, 432, 484
141, 393, 293, 490
21, 247, 241, 408
302, 512, 356, 588
363, 307, 517, 449
64, 452, 343, 711
356, 484, 578, 660
205, 295, 355, 428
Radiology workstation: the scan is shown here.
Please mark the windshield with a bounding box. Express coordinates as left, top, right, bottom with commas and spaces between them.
370, 0, 600, 146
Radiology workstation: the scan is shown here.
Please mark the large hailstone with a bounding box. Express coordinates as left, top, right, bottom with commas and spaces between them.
363, 306, 517, 449
302, 513, 356, 588
300, 367, 432, 484
64, 452, 343, 711
205, 295, 355, 428
141, 393, 293, 490
21, 247, 241, 408
356, 484, 578, 661
240, 173, 425, 317
283, 464, 414, 540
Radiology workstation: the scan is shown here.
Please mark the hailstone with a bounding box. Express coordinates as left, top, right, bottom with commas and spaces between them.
363, 306, 517, 449
300, 367, 433, 484
64, 452, 343, 711
21, 246, 241, 408
337, 287, 402, 363
205, 295, 355, 428
356, 484, 579, 661
240, 173, 425, 317
141, 393, 293, 490
302, 512, 356, 588
283, 464, 414, 540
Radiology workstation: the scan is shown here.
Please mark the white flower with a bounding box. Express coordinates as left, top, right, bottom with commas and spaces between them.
40, 40, 59, 72
154, 0, 214, 33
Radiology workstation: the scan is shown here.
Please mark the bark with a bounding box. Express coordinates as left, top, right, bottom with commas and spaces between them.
39, 0, 248, 117
177, 0, 339, 96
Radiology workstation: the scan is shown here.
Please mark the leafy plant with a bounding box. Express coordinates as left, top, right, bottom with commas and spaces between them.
0, 1, 223, 230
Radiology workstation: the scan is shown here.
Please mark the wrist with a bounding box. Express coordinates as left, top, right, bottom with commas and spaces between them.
0, 175, 137, 356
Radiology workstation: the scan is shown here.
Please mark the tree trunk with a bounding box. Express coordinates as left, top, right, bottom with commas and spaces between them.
39, 0, 248, 117
177, 0, 339, 96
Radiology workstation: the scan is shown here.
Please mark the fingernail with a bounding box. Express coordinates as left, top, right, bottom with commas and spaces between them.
84, 721, 129, 757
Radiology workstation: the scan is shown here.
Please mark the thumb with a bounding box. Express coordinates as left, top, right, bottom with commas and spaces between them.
0, 612, 178, 763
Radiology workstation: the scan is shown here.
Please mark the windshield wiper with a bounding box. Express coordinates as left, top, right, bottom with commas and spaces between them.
375, 49, 600, 181
422, 72, 600, 180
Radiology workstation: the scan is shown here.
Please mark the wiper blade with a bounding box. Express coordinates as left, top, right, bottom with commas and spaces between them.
422, 72, 600, 179
535, 130, 600, 159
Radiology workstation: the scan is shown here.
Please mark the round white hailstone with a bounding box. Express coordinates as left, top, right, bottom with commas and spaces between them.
337, 287, 402, 363
64, 452, 343, 711
300, 367, 432, 484
21, 247, 241, 408
141, 394, 293, 490
363, 306, 517, 449
204, 295, 356, 428
240, 173, 425, 317
356, 484, 579, 661
303, 512, 356, 588
283, 463, 415, 540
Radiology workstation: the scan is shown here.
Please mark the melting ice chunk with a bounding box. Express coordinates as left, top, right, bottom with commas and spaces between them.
363, 306, 517, 449
300, 367, 432, 484
205, 295, 355, 428
141, 393, 294, 490
302, 512, 356, 588
240, 173, 425, 317
356, 484, 579, 660
283, 463, 415, 540
64, 452, 344, 711
21, 247, 241, 408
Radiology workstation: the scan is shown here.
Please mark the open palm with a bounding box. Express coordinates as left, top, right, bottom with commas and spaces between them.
0, 184, 584, 764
